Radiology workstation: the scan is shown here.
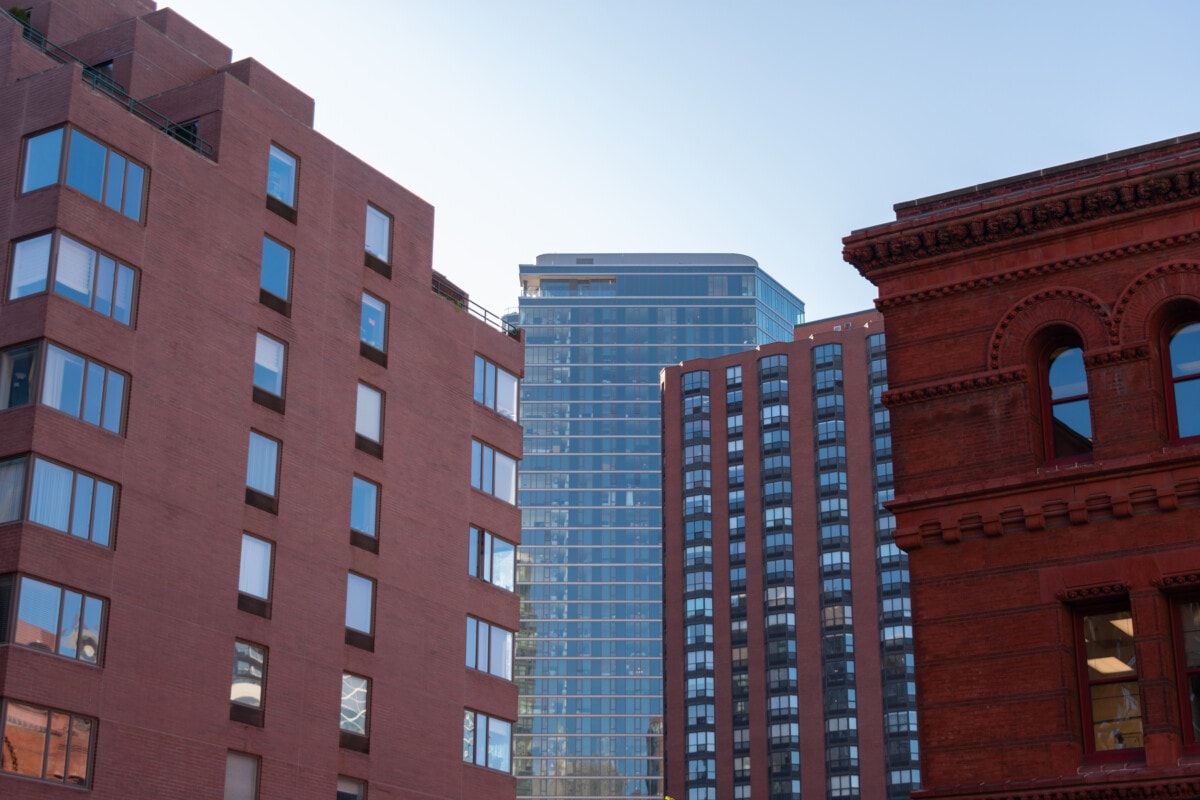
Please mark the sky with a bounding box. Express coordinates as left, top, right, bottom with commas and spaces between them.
165, 0, 1200, 322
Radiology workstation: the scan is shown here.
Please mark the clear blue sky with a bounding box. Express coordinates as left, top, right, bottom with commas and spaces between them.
167, 0, 1200, 321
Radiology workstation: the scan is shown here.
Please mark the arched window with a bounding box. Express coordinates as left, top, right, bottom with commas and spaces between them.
1167, 321, 1200, 440
1044, 342, 1092, 461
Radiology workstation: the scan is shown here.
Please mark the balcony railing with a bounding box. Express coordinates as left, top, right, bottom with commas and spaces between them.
432, 274, 520, 339
4, 8, 216, 158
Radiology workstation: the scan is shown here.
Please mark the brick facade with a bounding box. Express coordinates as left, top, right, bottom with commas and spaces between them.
0, 1, 522, 797
844, 134, 1200, 800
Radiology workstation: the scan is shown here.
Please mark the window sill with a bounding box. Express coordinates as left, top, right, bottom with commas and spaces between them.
340, 731, 370, 753
237, 593, 271, 619
350, 530, 379, 554
252, 387, 285, 414
259, 289, 291, 318
360, 342, 387, 367
345, 628, 375, 652
266, 195, 297, 223
364, 252, 391, 279
355, 435, 383, 459
230, 703, 264, 727
245, 488, 279, 514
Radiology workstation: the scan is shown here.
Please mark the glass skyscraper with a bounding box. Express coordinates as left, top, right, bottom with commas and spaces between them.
514, 254, 805, 799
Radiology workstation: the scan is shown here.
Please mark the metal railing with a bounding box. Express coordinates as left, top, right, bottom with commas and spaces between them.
431, 275, 520, 339
5, 9, 216, 158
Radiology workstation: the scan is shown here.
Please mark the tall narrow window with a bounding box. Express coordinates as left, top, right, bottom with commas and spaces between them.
1176, 600, 1200, 745
252, 333, 286, 412
350, 476, 379, 541
259, 236, 292, 315
238, 533, 272, 617
1079, 607, 1142, 756
230, 641, 266, 726
266, 144, 297, 220
340, 672, 370, 747
1045, 343, 1092, 461
360, 292, 387, 356
245, 432, 280, 512
1168, 321, 1200, 440
224, 751, 259, 800
355, 383, 383, 456
337, 777, 366, 800
365, 204, 391, 265
345, 573, 375, 650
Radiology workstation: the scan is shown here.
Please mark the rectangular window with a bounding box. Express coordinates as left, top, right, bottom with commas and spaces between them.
1178, 600, 1200, 746
466, 616, 514, 680
470, 440, 517, 504
9, 232, 136, 323
469, 526, 515, 591
337, 777, 366, 800
259, 236, 292, 313
39, 342, 126, 433
1, 699, 94, 786
224, 751, 259, 800
231, 641, 266, 723
462, 710, 512, 772
22, 126, 145, 221
245, 432, 280, 509
27, 456, 116, 546
474, 355, 519, 421
1079, 607, 1143, 755
266, 144, 297, 208
355, 383, 383, 446
1, 343, 36, 411
340, 672, 369, 736
238, 533, 272, 617
2, 574, 104, 664
365, 204, 391, 264
360, 292, 387, 353
346, 573, 375, 636
253, 332, 286, 400
350, 476, 379, 538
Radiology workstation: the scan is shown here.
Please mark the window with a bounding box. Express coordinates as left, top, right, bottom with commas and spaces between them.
22, 126, 146, 221
682, 370, 710, 392
266, 144, 297, 212
9, 232, 136, 323
350, 476, 379, 540
1078, 607, 1142, 755
245, 432, 280, 510
340, 673, 370, 738
26, 456, 116, 545
355, 383, 383, 451
259, 236, 292, 314
38, 343, 126, 433
345, 572, 375, 637
365, 204, 391, 264
1, 574, 103, 663
463, 710, 511, 772
1, 700, 93, 785
361, 292, 387, 355
252, 333, 286, 408
230, 641, 266, 726
1177, 600, 1200, 745
466, 616, 514, 680
1044, 342, 1092, 461
474, 355, 519, 421
337, 777, 366, 800
1167, 321, 1200, 439
224, 751, 259, 800
471, 440, 517, 504
469, 526, 515, 591
238, 534, 272, 616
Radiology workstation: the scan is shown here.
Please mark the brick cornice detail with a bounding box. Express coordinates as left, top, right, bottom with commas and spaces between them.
1058, 583, 1129, 602
1153, 572, 1200, 590
893, 476, 1200, 551
912, 775, 1200, 800
1083, 345, 1152, 368
844, 167, 1200, 275
884, 367, 1027, 407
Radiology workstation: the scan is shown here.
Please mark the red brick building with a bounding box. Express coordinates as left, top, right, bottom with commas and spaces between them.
0, 1, 522, 797
661, 310, 921, 800
844, 135, 1200, 799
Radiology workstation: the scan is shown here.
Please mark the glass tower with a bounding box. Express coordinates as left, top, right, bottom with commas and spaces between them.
514, 254, 805, 799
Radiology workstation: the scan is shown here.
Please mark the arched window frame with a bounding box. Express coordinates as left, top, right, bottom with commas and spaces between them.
1163, 317, 1200, 442
1038, 330, 1094, 464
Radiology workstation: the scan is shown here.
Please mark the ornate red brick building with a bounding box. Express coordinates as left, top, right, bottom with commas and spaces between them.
844, 134, 1200, 800
1, 1, 522, 797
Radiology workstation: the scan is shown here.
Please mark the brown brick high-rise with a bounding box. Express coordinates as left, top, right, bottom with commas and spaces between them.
845, 134, 1200, 800
0, 1, 522, 797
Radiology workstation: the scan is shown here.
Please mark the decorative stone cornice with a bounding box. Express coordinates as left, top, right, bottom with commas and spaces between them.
1083, 345, 1151, 368
884, 368, 1027, 407
844, 166, 1200, 275
912, 775, 1200, 800
1153, 572, 1200, 590
1058, 583, 1129, 602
